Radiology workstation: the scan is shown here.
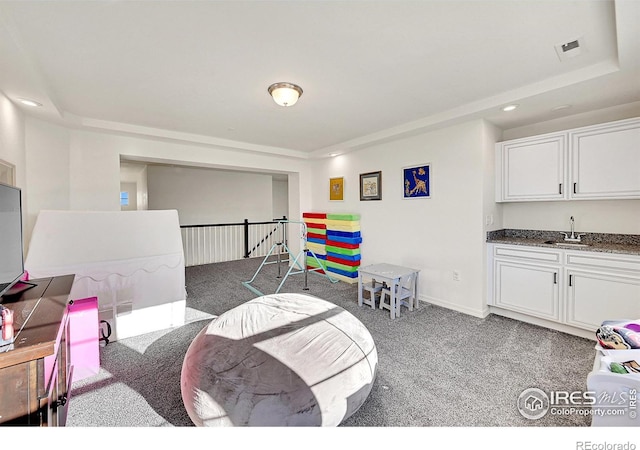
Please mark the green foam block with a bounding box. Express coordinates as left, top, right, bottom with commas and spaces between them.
307, 227, 327, 235
325, 260, 359, 272
326, 245, 361, 256
306, 257, 328, 268
326, 213, 361, 221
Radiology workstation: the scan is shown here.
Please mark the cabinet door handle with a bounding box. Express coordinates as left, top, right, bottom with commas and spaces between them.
573, 183, 577, 194
559, 184, 562, 195
553, 272, 557, 284
569, 274, 573, 287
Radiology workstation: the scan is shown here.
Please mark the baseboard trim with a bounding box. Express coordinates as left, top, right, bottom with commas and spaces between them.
418, 295, 489, 319
415, 297, 595, 340
488, 306, 596, 341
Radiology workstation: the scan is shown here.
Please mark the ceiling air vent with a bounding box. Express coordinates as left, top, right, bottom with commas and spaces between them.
555, 37, 585, 61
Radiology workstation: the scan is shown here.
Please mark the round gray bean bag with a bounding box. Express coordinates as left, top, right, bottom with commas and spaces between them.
181, 293, 377, 426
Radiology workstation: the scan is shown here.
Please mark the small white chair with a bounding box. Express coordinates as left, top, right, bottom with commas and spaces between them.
361, 278, 383, 309
379, 272, 416, 319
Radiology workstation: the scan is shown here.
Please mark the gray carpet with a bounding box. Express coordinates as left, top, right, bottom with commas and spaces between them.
66, 256, 597, 427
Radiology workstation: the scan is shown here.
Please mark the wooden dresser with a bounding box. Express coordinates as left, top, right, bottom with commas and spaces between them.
0, 275, 75, 426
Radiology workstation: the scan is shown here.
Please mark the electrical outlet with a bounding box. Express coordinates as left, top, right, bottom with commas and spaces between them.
453, 270, 461, 282
485, 214, 494, 226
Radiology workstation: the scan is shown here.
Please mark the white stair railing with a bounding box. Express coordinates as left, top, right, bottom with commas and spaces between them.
180, 218, 286, 267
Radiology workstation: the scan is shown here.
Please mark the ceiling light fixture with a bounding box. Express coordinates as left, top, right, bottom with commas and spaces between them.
502, 104, 519, 112
18, 98, 42, 107
268, 82, 303, 107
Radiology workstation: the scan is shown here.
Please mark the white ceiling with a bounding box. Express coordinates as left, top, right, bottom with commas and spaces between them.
1, 0, 638, 160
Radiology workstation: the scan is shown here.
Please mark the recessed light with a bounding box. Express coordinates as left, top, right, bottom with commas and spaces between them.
551, 104, 572, 111
329, 153, 339, 157
18, 99, 42, 107
502, 104, 519, 112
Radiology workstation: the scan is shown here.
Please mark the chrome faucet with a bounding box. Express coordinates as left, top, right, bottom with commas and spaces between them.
561, 216, 586, 242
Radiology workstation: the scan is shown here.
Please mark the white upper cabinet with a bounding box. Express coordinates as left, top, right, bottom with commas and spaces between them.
569, 119, 640, 199
498, 134, 566, 201
496, 117, 640, 202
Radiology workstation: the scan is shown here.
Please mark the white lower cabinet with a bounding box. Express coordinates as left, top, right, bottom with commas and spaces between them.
565, 269, 640, 331
564, 251, 640, 332
494, 260, 560, 321
490, 244, 640, 335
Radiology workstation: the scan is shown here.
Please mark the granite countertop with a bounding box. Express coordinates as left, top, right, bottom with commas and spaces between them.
486, 229, 640, 256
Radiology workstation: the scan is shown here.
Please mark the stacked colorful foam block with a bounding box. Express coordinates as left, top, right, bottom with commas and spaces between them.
302, 212, 362, 284
303, 212, 328, 263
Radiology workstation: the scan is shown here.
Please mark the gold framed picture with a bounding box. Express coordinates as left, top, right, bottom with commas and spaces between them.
329, 176, 344, 201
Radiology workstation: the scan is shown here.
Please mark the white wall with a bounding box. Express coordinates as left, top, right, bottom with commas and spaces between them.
288, 172, 303, 251
481, 120, 504, 313
482, 120, 504, 234
499, 102, 640, 235
147, 165, 273, 225
0, 94, 25, 187
20, 120, 312, 256
24, 118, 71, 244
272, 178, 289, 219
501, 200, 640, 235
122, 162, 288, 223
0, 94, 26, 255
310, 119, 492, 317
501, 102, 640, 141
69, 131, 123, 211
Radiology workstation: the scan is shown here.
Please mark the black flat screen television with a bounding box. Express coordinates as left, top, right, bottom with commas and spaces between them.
0, 182, 25, 298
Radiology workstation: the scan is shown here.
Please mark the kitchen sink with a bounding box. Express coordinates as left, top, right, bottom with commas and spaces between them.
544, 240, 590, 247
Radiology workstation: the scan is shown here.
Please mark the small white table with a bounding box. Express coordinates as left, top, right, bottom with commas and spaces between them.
358, 263, 420, 318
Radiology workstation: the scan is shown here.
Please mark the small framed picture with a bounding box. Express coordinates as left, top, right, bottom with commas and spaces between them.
359, 171, 382, 201
403, 164, 430, 199
329, 176, 344, 201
